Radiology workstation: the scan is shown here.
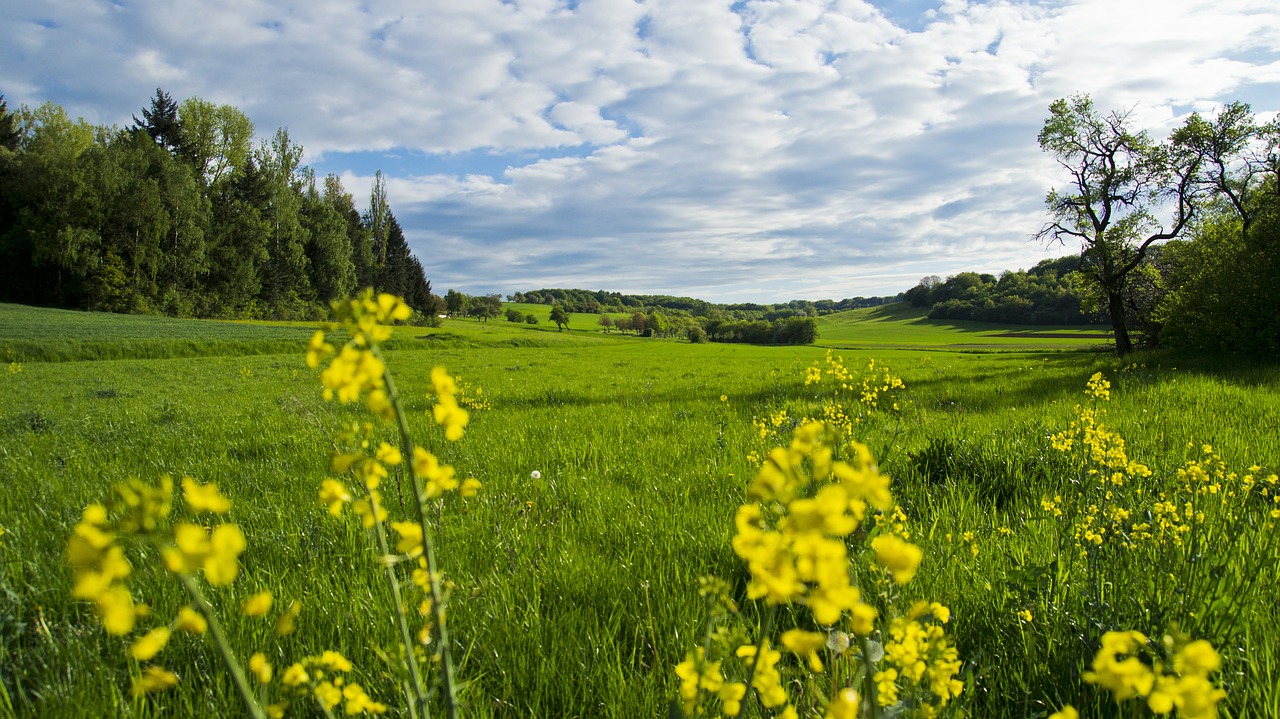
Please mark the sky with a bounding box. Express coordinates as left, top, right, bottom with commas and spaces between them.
4, 0, 1280, 303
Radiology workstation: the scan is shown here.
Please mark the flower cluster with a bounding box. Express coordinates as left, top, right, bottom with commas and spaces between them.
65, 476, 256, 697
681, 418, 960, 719
733, 422, 897, 626
277, 650, 387, 716
1066, 631, 1226, 719
307, 290, 412, 422
874, 601, 963, 711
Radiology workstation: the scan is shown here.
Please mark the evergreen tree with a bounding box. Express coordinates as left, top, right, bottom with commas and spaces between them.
132, 88, 184, 156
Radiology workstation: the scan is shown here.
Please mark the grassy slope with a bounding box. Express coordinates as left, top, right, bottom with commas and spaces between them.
1, 305, 1277, 718
815, 303, 1113, 350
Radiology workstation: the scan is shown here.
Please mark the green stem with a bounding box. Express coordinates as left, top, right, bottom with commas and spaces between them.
379, 347, 460, 719
857, 634, 883, 719
176, 573, 267, 719
364, 481, 428, 719
741, 605, 777, 718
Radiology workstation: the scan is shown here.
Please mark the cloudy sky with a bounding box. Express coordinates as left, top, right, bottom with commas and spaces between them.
5, 0, 1280, 302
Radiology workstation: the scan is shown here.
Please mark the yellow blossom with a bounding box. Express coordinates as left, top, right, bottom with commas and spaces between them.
315, 681, 343, 710
181, 476, 231, 514
275, 601, 302, 637
175, 606, 207, 634
281, 663, 309, 687
243, 590, 273, 617
131, 666, 179, 696
319, 479, 353, 515
870, 534, 923, 584
343, 683, 388, 714
130, 626, 171, 661
249, 652, 273, 684
390, 521, 424, 557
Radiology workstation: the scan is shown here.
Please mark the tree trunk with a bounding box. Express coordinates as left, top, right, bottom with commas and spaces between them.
1108, 289, 1133, 356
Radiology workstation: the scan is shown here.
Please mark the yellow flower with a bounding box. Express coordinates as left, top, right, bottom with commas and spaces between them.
870, 534, 923, 584
1048, 707, 1078, 719
243, 590, 273, 617
281, 663, 309, 687
249, 652, 273, 684
319, 479, 352, 515
1018, 609, 1033, 624
319, 650, 353, 672
182, 476, 231, 514
460, 477, 482, 497
306, 330, 335, 369
131, 666, 179, 696
375, 442, 402, 466
315, 681, 342, 710
342, 683, 388, 714
719, 682, 747, 716
130, 627, 171, 661
390, 521, 424, 557
175, 606, 207, 634
204, 524, 246, 586
781, 629, 827, 672
825, 688, 860, 719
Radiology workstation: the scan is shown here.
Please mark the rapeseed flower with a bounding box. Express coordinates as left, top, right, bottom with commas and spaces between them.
175, 606, 207, 634
131, 666, 179, 696
242, 590, 273, 617
249, 653, 273, 684
870, 534, 923, 584
129, 626, 171, 661
182, 476, 231, 514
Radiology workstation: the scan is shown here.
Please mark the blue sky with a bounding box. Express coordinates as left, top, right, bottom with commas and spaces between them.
4, 0, 1279, 302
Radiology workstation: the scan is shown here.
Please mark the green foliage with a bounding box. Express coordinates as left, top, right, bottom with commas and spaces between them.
0, 94, 438, 320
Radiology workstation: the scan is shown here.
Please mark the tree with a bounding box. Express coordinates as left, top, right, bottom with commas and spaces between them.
549, 304, 570, 331
1035, 95, 1209, 355
177, 97, 254, 187
0, 95, 20, 153
132, 88, 184, 155
506, 308, 525, 322
597, 314, 613, 332
470, 294, 501, 322
444, 289, 467, 317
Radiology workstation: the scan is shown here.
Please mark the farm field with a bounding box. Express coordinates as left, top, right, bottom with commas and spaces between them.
1, 303, 1277, 718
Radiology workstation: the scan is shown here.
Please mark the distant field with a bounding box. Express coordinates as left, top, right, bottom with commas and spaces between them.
815, 303, 1113, 350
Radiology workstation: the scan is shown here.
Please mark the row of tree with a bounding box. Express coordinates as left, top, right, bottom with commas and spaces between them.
507, 288, 896, 320
902, 257, 1107, 325
446, 287, 821, 345
0, 90, 435, 319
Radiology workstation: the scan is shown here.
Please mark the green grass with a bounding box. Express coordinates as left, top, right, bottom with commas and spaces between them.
1, 304, 1277, 718
815, 304, 1113, 350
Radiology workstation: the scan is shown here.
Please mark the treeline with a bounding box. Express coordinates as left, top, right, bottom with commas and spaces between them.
0, 90, 438, 320
902, 257, 1107, 325
506, 288, 896, 320
449, 288, 821, 345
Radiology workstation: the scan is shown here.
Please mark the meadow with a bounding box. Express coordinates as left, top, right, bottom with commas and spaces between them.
1, 302, 1277, 718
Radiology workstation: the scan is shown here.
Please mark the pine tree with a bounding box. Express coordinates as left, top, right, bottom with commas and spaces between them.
132, 88, 184, 155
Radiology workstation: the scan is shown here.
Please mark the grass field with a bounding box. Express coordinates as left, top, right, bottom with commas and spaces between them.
1, 302, 1276, 718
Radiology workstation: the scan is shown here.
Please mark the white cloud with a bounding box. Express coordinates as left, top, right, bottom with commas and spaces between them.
2, 0, 1279, 301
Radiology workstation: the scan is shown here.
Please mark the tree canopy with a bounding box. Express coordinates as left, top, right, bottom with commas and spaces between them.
0, 92, 438, 320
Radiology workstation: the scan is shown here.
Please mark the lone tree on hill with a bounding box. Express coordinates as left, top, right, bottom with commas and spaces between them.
1035, 94, 1213, 355
549, 304, 570, 331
